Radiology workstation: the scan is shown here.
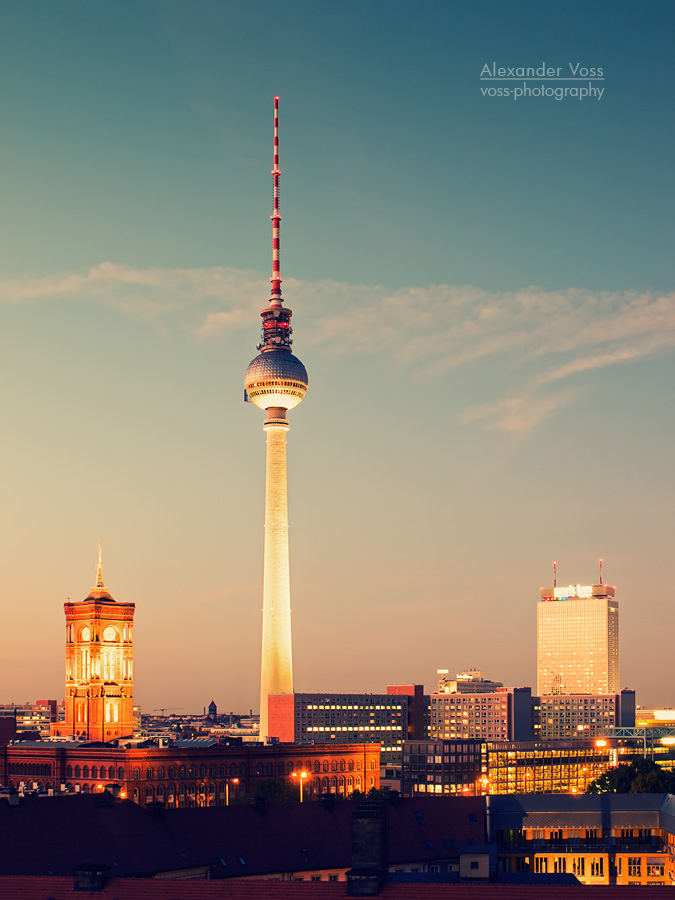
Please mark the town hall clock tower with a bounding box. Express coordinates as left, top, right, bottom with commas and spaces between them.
51, 544, 135, 742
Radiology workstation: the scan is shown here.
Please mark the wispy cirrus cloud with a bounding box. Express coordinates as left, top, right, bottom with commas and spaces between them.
1, 263, 674, 433
462, 388, 583, 434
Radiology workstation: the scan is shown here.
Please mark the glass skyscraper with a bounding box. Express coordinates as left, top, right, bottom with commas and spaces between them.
537, 583, 619, 695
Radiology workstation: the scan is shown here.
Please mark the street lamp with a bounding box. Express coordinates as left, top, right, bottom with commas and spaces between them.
476, 776, 489, 796
291, 770, 308, 802
225, 777, 239, 806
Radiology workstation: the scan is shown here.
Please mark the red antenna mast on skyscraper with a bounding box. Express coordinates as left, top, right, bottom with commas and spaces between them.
553, 560, 557, 588
599, 558, 603, 585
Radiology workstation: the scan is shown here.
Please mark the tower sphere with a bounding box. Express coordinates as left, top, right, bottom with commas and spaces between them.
244, 349, 308, 411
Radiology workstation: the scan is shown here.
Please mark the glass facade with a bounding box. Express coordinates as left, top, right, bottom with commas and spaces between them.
537, 585, 619, 695
402, 739, 614, 797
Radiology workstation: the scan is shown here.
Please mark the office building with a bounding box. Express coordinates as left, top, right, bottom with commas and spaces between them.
267, 686, 425, 769
537, 580, 619, 695
429, 687, 532, 742
0, 701, 58, 738
244, 98, 308, 742
534, 690, 635, 741
402, 738, 616, 797
51, 546, 135, 742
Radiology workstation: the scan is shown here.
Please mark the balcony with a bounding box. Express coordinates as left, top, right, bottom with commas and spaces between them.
499, 838, 666, 854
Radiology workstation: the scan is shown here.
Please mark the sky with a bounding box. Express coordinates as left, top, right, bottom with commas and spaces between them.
0, 0, 673, 715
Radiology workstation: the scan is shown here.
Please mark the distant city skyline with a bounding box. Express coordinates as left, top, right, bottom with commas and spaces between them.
0, 1, 673, 713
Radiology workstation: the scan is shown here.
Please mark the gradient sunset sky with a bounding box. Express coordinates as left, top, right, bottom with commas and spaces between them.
1, 0, 673, 714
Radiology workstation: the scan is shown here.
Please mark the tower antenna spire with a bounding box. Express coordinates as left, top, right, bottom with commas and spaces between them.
553, 560, 557, 588
270, 96, 283, 308
599, 557, 603, 585
96, 539, 104, 589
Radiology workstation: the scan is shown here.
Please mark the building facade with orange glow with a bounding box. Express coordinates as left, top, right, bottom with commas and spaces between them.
51, 550, 135, 742
402, 738, 616, 797
490, 793, 674, 886
1, 741, 380, 807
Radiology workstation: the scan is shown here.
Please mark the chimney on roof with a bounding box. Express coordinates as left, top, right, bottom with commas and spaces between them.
73, 864, 108, 892
5, 789, 19, 807
346, 800, 388, 897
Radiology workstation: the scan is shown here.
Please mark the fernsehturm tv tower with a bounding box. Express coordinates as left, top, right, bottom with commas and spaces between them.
244, 97, 308, 743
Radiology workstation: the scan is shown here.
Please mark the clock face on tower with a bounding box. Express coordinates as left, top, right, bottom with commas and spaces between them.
81, 627, 90, 642
103, 626, 117, 641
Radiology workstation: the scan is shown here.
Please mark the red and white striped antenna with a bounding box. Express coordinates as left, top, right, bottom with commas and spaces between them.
270, 96, 283, 308
553, 560, 557, 588
599, 557, 603, 585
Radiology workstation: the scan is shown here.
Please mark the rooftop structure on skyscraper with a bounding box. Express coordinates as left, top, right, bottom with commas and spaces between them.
436, 669, 504, 694
244, 98, 308, 742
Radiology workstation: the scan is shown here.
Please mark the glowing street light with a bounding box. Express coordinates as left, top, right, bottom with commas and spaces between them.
291, 770, 308, 802
225, 778, 239, 806
476, 776, 489, 795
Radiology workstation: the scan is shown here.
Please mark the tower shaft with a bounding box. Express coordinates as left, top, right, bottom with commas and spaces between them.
259, 416, 293, 741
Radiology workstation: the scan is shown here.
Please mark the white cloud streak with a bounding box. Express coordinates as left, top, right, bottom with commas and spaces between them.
1, 263, 674, 433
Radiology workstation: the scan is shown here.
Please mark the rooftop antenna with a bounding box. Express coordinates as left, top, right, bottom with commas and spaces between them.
95, 539, 104, 589
599, 557, 603, 585
270, 96, 283, 309
553, 560, 557, 588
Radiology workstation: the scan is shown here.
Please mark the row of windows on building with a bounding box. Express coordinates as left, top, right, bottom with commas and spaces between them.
6, 776, 376, 801
527, 827, 658, 844
533, 856, 663, 878
59, 758, 374, 782
303, 705, 403, 711
7, 762, 53, 776
142, 775, 368, 800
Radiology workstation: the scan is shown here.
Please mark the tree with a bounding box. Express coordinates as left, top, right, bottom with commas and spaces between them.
586, 758, 675, 794
253, 778, 299, 803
